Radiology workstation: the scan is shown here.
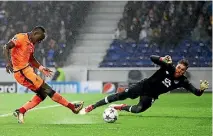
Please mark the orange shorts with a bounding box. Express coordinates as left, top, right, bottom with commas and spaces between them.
14, 66, 44, 91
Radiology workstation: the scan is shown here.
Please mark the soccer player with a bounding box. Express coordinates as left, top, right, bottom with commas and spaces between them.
81, 55, 209, 114
3, 26, 84, 123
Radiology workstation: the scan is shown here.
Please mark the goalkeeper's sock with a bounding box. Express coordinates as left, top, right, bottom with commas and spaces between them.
93, 96, 110, 108
93, 93, 123, 108
19, 95, 42, 114
121, 105, 132, 112
93, 99, 106, 109
121, 105, 143, 113
51, 92, 75, 110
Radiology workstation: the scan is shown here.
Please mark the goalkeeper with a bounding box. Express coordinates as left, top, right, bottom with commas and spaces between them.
81, 55, 209, 114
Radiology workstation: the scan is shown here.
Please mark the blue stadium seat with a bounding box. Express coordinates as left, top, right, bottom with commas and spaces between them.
100, 40, 212, 67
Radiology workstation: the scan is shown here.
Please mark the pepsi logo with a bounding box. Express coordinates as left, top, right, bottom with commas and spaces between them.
102, 83, 116, 94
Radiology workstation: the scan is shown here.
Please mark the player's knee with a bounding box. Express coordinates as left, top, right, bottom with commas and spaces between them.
36, 93, 47, 101
41, 83, 56, 98
141, 102, 152, 112
36, 87, 47, 101
45, 88, 56, 98
141, 105, 151, 112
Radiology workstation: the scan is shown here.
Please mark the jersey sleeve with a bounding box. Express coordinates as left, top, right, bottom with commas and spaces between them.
9, 34, 21, 47
182, 78, 203, 96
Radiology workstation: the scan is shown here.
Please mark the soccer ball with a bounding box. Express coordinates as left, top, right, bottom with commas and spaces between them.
102, 107, 118, 123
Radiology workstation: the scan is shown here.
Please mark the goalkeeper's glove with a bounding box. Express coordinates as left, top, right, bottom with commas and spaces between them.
39, 65, 53, 77
161, 55, 172, 64
200, 80, 209, 91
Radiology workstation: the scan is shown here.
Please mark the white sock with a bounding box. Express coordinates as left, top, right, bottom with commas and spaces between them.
104, 96, 109, 103
129, 106, 132, 112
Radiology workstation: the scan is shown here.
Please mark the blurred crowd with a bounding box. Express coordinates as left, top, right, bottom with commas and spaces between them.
0, 1, 211, 68
0, 1, 91, 66
114, 1, 212, 47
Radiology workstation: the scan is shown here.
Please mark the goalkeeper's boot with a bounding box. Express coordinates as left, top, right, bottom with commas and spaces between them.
71, 101, 84, 114
85, 105, 94, 113
79, 105, 94, 115
109, 104, 127, 111
13, 109, 24, 124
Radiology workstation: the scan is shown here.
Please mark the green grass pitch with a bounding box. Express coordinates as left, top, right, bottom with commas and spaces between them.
0, 93, 212, 136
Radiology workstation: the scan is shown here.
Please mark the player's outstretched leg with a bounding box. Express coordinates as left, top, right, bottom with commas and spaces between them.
110, 96, 154, 114
80, 91, 130, 114
41, 83, 84, 114
14, 90, 47, 123
81, 82, 143, 114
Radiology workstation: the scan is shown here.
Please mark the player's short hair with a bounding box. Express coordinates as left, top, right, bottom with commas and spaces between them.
32, 26, 46, 33
178, 59, 189, 69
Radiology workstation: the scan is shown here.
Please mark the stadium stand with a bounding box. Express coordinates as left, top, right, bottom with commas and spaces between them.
100, 1, 212, 67
66, 1, 126, 66
100, 39, 212, 67
0, 1, 211, 68
0, 1, 91, 67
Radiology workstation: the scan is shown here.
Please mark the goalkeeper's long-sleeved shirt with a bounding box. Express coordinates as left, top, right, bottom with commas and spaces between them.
138, 55, 203, 99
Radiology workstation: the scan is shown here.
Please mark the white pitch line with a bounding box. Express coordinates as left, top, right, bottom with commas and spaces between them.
32, 104, 60, 111
0, 101, 81, 118
0, 104, 60, 118
0, 113, 13, 117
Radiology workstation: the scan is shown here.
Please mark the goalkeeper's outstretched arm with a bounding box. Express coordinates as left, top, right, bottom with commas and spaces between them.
150, 55, 173, 67
183, 79, 209, 96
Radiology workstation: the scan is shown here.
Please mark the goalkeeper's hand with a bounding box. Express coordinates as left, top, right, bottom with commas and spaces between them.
200, 80, 209, 91
39, 65, 53, 77
161, 55, 172, 64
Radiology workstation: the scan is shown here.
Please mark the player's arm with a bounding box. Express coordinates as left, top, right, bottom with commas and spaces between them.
29, 54, 53, 77
183, 79, 209, 96
52, 71, 60, 81
2, 41, 15, 73
29, 54, 42, 69
150, 55, 172, 67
